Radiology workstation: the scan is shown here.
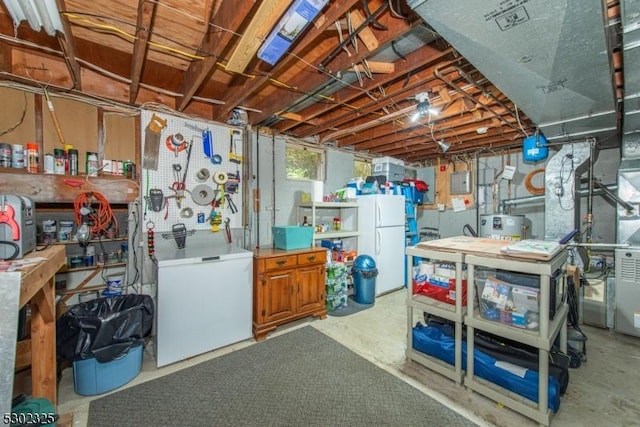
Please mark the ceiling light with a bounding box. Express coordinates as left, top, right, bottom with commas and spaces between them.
2, 0, 64, 36
436, 140, 450, 153
412, 92, 438, 122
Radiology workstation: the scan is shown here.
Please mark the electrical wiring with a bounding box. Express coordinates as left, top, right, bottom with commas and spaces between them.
0, 92, 27, 137
524, 168, 545, 195
73, 191, 119, 238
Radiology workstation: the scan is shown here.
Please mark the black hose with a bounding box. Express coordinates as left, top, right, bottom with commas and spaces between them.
463, 224, 478, 237
0, 241, 20, 260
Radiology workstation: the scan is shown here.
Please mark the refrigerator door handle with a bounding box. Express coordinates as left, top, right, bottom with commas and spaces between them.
376, 229, 381, 255
376, 204, 381, 227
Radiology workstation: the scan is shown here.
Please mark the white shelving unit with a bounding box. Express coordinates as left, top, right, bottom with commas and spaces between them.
404, 236, 569, 426
465, 250, 568, 427
298, 202, 360, 244
406, 245, 466, 384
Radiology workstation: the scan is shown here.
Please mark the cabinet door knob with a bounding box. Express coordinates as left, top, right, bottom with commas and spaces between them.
307, 255, 316, 262
276, 259, 286, 265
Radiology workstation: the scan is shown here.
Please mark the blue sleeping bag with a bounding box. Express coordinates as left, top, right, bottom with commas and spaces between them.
412, 323, 561, 412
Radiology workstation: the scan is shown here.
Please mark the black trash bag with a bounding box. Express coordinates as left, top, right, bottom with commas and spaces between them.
351, 268, 378, 279
57, 294, 154, 363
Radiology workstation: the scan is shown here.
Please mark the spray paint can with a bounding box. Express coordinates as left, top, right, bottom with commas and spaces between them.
86, 152, 99, 176
68, 149, 78, 176
53, 148, 65, 175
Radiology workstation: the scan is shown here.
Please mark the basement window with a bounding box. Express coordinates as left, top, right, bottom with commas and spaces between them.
286, 144, 324, 181
354, 159, 371, 179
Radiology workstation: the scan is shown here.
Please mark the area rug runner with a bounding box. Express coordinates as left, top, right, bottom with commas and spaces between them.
88, 327, 476, 427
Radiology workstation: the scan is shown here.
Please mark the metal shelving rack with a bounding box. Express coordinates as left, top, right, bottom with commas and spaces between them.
406, 246, 466, 384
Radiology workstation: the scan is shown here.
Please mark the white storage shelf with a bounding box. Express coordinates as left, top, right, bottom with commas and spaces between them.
298, 202, 359, 241
464, 251, 568, 427
405, 245, 466, 384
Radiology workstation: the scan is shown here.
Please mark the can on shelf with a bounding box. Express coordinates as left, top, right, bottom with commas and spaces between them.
86, 152, 99, 176
26, 143, 39, 173
11, 144, 24, 168
68, 148, 78, 175
0, 143, 11, 168
53, 148, 65, 175
42, 219, 57, 243
43, 153, 55, 174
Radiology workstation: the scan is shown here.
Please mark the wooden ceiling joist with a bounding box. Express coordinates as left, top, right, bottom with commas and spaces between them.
224, 0, 294, 74
129, 0, 157, 104
56, 0, 81, 90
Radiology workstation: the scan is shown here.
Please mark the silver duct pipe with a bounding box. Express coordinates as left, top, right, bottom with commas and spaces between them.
544, 142, 593, 241
501, 184, 618, 210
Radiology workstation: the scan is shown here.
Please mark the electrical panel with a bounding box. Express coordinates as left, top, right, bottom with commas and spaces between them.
450, 171, 472, 195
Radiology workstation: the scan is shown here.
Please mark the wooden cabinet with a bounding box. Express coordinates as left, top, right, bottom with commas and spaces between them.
253, 247, 327, 341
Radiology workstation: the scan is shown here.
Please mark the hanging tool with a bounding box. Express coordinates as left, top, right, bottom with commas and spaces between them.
229, 129, 243, 164
209, 209, 222, 232
181, 139, 194, 185
169, 164, 186, 208
142, 113, 167, 170
166, 134, 187, 157
148, 189, 165, 212
225, 193, 238, 214
202, 129, 222, 164
224, 218, 232, 244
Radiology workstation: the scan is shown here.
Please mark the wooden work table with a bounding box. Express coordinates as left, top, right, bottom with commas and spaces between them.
3, 245, 66, 411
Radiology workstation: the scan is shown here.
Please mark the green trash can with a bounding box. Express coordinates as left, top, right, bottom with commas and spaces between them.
352, 255, 378, 305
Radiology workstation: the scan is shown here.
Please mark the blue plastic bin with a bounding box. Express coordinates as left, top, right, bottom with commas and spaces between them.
73, 342, 143, 396
272, 226, 314, 250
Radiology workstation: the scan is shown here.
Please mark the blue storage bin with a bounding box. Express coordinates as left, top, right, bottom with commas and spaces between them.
73, 342, 143, 396
272, 226, 313, 250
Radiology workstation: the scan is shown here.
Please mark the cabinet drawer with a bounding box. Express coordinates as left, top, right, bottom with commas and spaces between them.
297, 252, 326, 266
263, 255, 297, 271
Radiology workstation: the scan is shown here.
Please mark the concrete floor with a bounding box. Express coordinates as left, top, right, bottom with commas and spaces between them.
57, 289, 640, 426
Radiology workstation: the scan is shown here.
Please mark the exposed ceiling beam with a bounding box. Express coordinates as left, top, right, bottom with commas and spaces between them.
250, 12, 418, 124
56, 0, 81, 90
225, 0, 294, 74
129, 0, 157, 104
348, 9, 378, 51
177, 0, 258, 112
285, 47, 456, 137
212, 0, 363, 121
349, 61, 394, 74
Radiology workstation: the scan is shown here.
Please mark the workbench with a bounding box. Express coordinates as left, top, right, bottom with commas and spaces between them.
0, 245, 66, 416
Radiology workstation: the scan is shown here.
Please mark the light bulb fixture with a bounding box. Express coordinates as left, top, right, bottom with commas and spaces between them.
411, 92, 439, 122
436, 140, 450, 153
2, 0, 65, 36
75, 222, 90, 244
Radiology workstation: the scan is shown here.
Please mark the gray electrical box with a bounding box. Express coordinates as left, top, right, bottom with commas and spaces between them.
450, 171, 472, 194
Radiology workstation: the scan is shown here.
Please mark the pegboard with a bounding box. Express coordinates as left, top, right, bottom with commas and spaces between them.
140, 109, 244, 233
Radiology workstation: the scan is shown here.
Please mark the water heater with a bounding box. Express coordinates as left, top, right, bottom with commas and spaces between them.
479, 214, 530, 241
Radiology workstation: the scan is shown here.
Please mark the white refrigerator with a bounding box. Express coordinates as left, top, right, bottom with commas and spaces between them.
356, 194, 406, 295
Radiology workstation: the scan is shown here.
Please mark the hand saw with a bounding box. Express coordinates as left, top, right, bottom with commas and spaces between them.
142, 113, 167, 170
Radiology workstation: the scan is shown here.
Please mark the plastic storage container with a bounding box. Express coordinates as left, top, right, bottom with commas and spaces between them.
73, 342, 143, 396
272, 226, 313, 250
352, 255, 378, 305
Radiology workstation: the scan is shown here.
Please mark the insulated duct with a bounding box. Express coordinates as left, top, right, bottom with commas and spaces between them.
408, 0, 617, 142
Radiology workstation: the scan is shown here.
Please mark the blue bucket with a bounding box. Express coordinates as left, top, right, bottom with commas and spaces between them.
523, 134, 548, 162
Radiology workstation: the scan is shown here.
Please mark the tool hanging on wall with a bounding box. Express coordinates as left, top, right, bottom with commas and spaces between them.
148, 189, 165, 212
224, 218, 232, 244
209, 208, 222, 232
166, 133, 187, 157
142, 113, 167, 170
202, 129, 222, 164
146, 221, 155, 259
229, 129, 243, 164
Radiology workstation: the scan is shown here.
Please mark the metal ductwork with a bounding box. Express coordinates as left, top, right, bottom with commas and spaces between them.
408, 0, 617, 142
543, 142, 593, 241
